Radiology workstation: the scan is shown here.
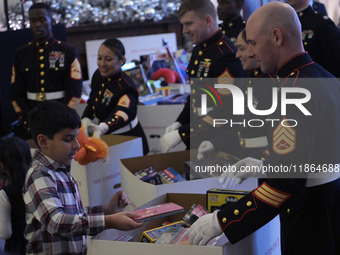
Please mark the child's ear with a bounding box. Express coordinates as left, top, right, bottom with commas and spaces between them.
37, 134, 49, 149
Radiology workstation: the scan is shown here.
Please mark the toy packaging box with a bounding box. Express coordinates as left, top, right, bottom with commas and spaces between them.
207, 188, 251, 213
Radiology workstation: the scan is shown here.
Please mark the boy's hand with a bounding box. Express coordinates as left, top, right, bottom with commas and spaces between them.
104, 212, 144, 231
104, 190, 129, 215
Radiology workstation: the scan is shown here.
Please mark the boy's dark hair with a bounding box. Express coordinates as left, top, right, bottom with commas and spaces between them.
28, 101, 81, 145
0, 136, 32, 211
29, 2, 53, 17
178, 0, 217, 20
102, 38, 126, 61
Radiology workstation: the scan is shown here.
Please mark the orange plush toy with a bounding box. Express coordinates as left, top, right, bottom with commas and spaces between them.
74, 125, 109, 165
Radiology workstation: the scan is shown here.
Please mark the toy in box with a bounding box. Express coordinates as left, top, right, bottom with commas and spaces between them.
134, 166, 162, 185
207, 188, 250, 212
159, 167, 186, 184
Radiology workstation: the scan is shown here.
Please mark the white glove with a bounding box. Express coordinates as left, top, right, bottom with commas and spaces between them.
89, 122, 109, 137
189, 210, 223, 245
219, 157, 264, 189
160, 130, 182, 153
197, 141, 215, 160
165, 122, 182, 133
81, 117, 92, 136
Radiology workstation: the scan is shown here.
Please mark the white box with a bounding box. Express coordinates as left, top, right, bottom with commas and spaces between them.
72, 135, 143, 207
137, 104, 186, 154
120, 150, 258, 208
87, 193, 281, 255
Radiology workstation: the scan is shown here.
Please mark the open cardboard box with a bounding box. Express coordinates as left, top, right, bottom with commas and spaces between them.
88, 193, 281, 255
70, 135, 143, 206
120, 150, 258, 208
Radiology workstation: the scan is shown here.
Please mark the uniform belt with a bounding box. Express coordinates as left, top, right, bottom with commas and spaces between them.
27, 91, 65, 101
240, 136, 268, 148
111, 116, 138, 134
306, 169, 340, 187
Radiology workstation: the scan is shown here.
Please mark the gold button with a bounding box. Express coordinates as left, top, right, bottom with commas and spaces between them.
203, 43, 207, 48
109, 78, 112, 82
45, 41, 48, 45
112, 119, 115, 121
234, 210, 239, 215
240, 140, 244, 145
58, 41, 61, 44
40, 80, 45, 84
191, 70, 195, 75
287, 209, 290, 214
198, 51, 203, 56
92, 106, 95, 110
247, 201, 252, 207
238, 131, 241, 135
40, 56, 44, 60
219, 41, 223, 45
40, 64, 44, 68
190, 128, 194, 132
102, 83, 105, 87
190, 80, 194, 85
199, 77, 203, 80
93, 114, 96, 117
261, 157, 265, 161
304, 42, 307, 46
24, 121, 27, 125
95, 98, 98, 102
192, 89, 196, 94
36, 43, 39, 46
290, 72, 295, 76
55, 67, 59, 71
222, 217, 227, 223
115, 116, 119, 119
99, 91, 102, 95
198, 124, 202, 128
108, 121, 111, 124
25, 68, 29, 72
41, 87, 45, 92
194, 60, 198, 65
182, 133, 186, 137
192, 98, 196, 103
40, 71, 45, 76
39, 49, 43, 53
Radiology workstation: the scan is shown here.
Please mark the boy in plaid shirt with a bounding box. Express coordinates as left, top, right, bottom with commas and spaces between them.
23, 101, 143, 254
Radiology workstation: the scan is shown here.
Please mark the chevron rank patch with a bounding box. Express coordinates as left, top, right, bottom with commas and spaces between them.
70, 58, 82, 80
254, 182, 290, 208
118, 95, 131, 108
273, 118, 296, 155
217, 68, 234, 93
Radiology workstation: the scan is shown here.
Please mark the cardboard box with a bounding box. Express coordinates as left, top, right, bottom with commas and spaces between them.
87, 193, 281, 255
71, 135, 143, 207
120, 150, 258, 208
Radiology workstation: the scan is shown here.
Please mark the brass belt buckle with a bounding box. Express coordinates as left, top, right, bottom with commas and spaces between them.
36, 92, 46, 101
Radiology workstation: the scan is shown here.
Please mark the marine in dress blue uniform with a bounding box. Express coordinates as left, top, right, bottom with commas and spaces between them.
176, 29, 246, 151
82, 69, 149, 155
217, 52, 340, 255
219, 16, 246, 46
297, 5, 340, 77
11, 35, 82, 135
